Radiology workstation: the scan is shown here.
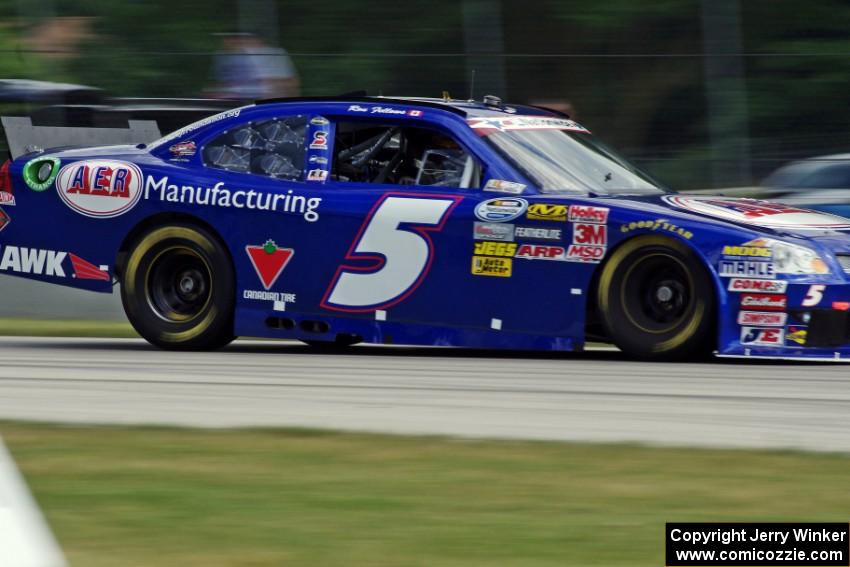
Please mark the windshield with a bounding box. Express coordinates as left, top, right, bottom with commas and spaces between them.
469, 116, 666, 195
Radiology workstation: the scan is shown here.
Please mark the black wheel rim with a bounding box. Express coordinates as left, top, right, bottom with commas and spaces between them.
621, 252, 693, 334
145, 246, 212, 323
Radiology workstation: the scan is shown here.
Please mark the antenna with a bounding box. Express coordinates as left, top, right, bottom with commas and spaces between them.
469, 69, 476, 101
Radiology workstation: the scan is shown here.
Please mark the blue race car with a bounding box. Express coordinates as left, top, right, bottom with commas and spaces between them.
2, 95, 850, 361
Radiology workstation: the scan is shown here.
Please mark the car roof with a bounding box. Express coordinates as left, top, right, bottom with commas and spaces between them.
254, 95, 565, 119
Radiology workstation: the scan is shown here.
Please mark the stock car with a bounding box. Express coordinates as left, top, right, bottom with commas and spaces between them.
2, 95, 850, 361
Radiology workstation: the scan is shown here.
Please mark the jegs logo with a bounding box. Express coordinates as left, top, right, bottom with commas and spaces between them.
740, 326, 784, 347
55, 160, 143, 218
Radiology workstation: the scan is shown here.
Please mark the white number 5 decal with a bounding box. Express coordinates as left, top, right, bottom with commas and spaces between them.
802, 284, 826, 307
322, 194, 461, 312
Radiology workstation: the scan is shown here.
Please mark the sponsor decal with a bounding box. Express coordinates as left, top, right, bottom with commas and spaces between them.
573, 223, 607, 246
309, 155, 328, 165
473, 222, 514, 242
474, 197, 527, 222
527, 203, 567, 221
145, 176, 321, 222
740, 293, 786, 311
245, 240, 294, 291
740, 326, 784, 346
737, 311, 787, 326
786, 325, 807, 346
620, 218, 693, 239
483, 179, 526, 194
0, 191, 14, 206
662, 195, 850, 229
569, 205, 609, 224
310, 116, 330, 125
467, 116, 590, 135
565, 244, 605, 263
728, 278, 788, 293
408, 110, 423, 117
516, 244, 565, 260
307, 169, 328, 182
309, 131, 328, 150
718, 260, 775, 279
22, 156, 61, 192
0, 208, 8, 232
722, 244, 772, 258
514, 226, 561, 240
55, 160, 143, 218
0, 244, 108, 280
168, 141, 196, 158
473, 241, 517, 257
153, 108, 241, 148
471, 256, 512, 277
243, 289, 297, 309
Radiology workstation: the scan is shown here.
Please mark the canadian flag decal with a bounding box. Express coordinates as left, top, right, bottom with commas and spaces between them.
70, 253, 110, 281
246, 240, 294, 290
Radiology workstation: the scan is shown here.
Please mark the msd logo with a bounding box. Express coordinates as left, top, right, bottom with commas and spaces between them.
55, 160, 143, 218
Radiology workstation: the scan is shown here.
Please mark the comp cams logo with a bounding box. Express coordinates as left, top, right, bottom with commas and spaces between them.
55, 160, 143, 218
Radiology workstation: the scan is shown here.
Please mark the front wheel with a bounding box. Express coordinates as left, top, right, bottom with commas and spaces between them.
120, 224, 235, 350
596, 235, 716, 360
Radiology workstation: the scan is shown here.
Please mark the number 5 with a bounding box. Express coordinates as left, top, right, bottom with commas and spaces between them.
802, 284, 825, 307
322, 194, 461, 312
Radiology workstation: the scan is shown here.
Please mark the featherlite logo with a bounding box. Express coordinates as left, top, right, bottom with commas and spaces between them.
144, 176, 322, 222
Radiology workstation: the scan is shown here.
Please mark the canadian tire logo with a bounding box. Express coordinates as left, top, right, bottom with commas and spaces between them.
246, 240, 294, 290
55, 160, 143, 218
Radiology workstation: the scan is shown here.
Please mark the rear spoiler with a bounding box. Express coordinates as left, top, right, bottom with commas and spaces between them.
0, 116, 161, 160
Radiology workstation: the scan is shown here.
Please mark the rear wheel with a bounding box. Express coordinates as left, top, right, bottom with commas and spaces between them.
121, 224, 235, 350
596, 235, 715, 360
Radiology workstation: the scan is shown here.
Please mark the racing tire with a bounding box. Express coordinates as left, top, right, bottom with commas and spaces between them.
120, 224, 235, 350
596, 235, 716, 360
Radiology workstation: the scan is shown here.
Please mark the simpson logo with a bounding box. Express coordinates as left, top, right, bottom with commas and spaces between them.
55, 160, 143, 218
722, 245, 772, 258
565, 244, 605, 263
573, 223, 607, 246
309, 131, 328, 149
740, 293, 787, 311
728, 278, 788, 293
474, 198, 527, 222
471, 256, 512, 277
740, 326, 784, 346
516, 244, 565, 260
527, 203, 567, 221
473, 241, 517, 257
718, 260, 775, 279
0, 191, 14, 206
568, 205, 608, 224
473, 222, 514, 242
514, 226, 561, 240
246, 240, 294, 291
737, 311, 787, 326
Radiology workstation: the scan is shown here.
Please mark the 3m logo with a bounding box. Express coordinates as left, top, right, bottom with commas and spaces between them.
473, 241, 517, 257
573, 223, 607, 245
55, 160, 143, 218
527, 203, 567, 221
471, 256, 512, 277
246, 240, 294, 290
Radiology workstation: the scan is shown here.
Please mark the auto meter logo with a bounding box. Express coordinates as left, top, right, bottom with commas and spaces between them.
55, 160, 143, 218
662, 195, 850, 229
475, 197, 527, 222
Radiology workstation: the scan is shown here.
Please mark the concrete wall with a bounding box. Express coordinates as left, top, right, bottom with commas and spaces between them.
0, 276, 124, 320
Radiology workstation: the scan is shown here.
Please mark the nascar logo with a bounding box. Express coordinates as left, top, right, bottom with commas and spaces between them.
55, 160, 143, 218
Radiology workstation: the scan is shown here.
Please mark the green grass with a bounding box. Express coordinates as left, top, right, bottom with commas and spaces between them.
2, 423, 848, 567
0, 318, 137, 338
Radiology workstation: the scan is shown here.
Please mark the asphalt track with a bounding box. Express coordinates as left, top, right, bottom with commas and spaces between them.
0, 336, 848, 452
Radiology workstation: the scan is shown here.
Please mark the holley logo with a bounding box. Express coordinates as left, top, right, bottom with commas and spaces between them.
246, 240, 294, 290
55, 160, 143, 218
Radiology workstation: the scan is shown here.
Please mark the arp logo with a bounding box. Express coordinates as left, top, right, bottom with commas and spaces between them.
516, 244, 565, 260
573, 223, 606, 245
527, 203, 567, 221
55, 160, 143, 218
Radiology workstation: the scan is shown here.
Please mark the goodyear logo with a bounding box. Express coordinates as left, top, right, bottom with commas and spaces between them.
527, 203, 567, 221
722, 245, 772, 258
473, 241, 517, 257
471, 256, 512, 277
